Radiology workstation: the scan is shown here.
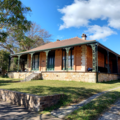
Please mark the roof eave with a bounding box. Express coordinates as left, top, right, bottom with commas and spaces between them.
11, 40, 97, 56
97, 42, 119, 56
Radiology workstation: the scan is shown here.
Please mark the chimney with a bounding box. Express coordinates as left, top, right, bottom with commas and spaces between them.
81, 33, 87, 40
56, 39, 60, 41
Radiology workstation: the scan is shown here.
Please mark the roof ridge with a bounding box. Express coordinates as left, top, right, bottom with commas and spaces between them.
60, 36, 80, 41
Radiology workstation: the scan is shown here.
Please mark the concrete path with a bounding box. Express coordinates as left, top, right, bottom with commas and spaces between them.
1, 86, 120, 120
51, 86, 120, 119
0, 101, 40, 120
0, 101, 60, 120
98, 99, 120, 120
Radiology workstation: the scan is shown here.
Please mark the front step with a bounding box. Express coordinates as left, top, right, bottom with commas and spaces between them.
21, 73, 41, 82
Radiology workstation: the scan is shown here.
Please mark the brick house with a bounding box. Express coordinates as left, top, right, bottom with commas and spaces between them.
9, 34, 120, 83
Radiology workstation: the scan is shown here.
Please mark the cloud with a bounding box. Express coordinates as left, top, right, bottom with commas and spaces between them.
86, 25, 117, 40
58, 0, 120, 30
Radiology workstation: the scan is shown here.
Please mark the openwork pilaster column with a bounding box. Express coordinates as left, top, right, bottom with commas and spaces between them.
17, 55, 21, 72
8, 56, 11, 72
65, 47, 71, 71
116, 55, 118, 74
45, 50, 50, 71
90, 43, 98, 72
30, 53, 34, 71
107, 51, 110, 73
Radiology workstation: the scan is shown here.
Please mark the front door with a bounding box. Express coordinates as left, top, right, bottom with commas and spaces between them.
32, 54, 39, 70
47, 51, 55, 71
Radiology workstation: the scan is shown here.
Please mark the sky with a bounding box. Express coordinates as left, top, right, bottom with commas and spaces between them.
20, 0, 120, 54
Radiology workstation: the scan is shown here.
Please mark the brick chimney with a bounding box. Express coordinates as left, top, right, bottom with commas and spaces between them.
56, 39, 60, 41
81, 33, 87, 40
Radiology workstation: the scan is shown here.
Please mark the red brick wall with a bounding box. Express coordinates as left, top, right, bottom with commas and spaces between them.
55, 49, 62, 71
87, 46, 92, 70
40, 52, 46, 71
98, 51, 104, 67
74, 46, 82, 70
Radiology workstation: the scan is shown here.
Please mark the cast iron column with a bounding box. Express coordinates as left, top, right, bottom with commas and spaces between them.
90, 43, 98, 72
17, 55, 21, 72
90, 43, 98, 83
116, 55, 118, 74
65, 47, 71, 71
107, 51, 110, 73
30, 53, 35, 71
8, 56, 11, 72
45, 50, 50, 71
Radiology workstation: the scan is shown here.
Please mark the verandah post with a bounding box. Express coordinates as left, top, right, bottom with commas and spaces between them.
17, 55, 21, 72
90, 43, 98, 82
116, 55, 118, 74
65, 47, 71, 71
45, 50, 50, 71
30, 53, 34, 71
8, 56, 11, 72
107, 51, 110, 73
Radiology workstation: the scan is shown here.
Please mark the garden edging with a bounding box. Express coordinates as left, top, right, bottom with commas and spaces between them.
0, 89, 64, 112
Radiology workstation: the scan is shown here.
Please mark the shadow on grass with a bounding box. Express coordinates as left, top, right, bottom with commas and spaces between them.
8, 85, 101, 111
100, 80, 120, 84
66, 91, 120, 120
0, 80, 19, 86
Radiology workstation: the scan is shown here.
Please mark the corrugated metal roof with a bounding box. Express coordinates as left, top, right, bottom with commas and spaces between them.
12, 37, 96, 56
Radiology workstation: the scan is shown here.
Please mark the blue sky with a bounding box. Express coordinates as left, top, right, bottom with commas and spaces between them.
20, 0, 120, 54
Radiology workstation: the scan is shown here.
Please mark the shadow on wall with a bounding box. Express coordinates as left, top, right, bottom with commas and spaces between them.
8, 73, 14, 78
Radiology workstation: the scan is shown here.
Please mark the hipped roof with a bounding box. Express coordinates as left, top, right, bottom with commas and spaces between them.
11, 36, 119, 56
11, 37, 96, 56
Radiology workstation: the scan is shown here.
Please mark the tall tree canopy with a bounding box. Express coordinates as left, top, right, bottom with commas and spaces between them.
0, 0, 31, 41
0, 23, 52, 54
19, 22, 52, 52
0, 50, 10, 74
0, 0, 52, 54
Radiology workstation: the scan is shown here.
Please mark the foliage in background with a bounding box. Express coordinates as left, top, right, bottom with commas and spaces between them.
0, 50, 10, 74
10, 57, 18, 71
0, 1, 52, 54
0, 0, 31, 41
19, 22, 52, 52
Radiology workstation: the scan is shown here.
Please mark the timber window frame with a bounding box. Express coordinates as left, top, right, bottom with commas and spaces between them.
62, 48, 74, 70
32, 53, 39, 71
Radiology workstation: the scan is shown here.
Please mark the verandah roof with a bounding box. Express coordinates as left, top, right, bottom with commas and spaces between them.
11, 36, 119, 57
11, 37, 96, 56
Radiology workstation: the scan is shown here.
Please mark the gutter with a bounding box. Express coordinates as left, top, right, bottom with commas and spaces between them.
11, 40, 97, 56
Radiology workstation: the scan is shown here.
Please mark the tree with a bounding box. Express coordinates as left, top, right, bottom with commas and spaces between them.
0, 0, 31, 41
0, 50, 10, 74
0, 22, 52, 53
19, 22, 52, 51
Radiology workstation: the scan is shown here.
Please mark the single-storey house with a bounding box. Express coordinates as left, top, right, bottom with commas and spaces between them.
8, 34, 120, 83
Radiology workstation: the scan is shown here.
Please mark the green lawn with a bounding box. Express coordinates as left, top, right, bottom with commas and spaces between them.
66, 88, 120, 120
1, 78, 120, 119
0, 78, 120, 107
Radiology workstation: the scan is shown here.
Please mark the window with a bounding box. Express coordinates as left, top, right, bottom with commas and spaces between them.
62, 48, 74, 70
32, 54, 39, 70
62, 50, 66, 70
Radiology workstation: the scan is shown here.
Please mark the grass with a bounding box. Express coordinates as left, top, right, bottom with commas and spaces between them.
66, 88, 120, 120
0, 78, 120, 113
